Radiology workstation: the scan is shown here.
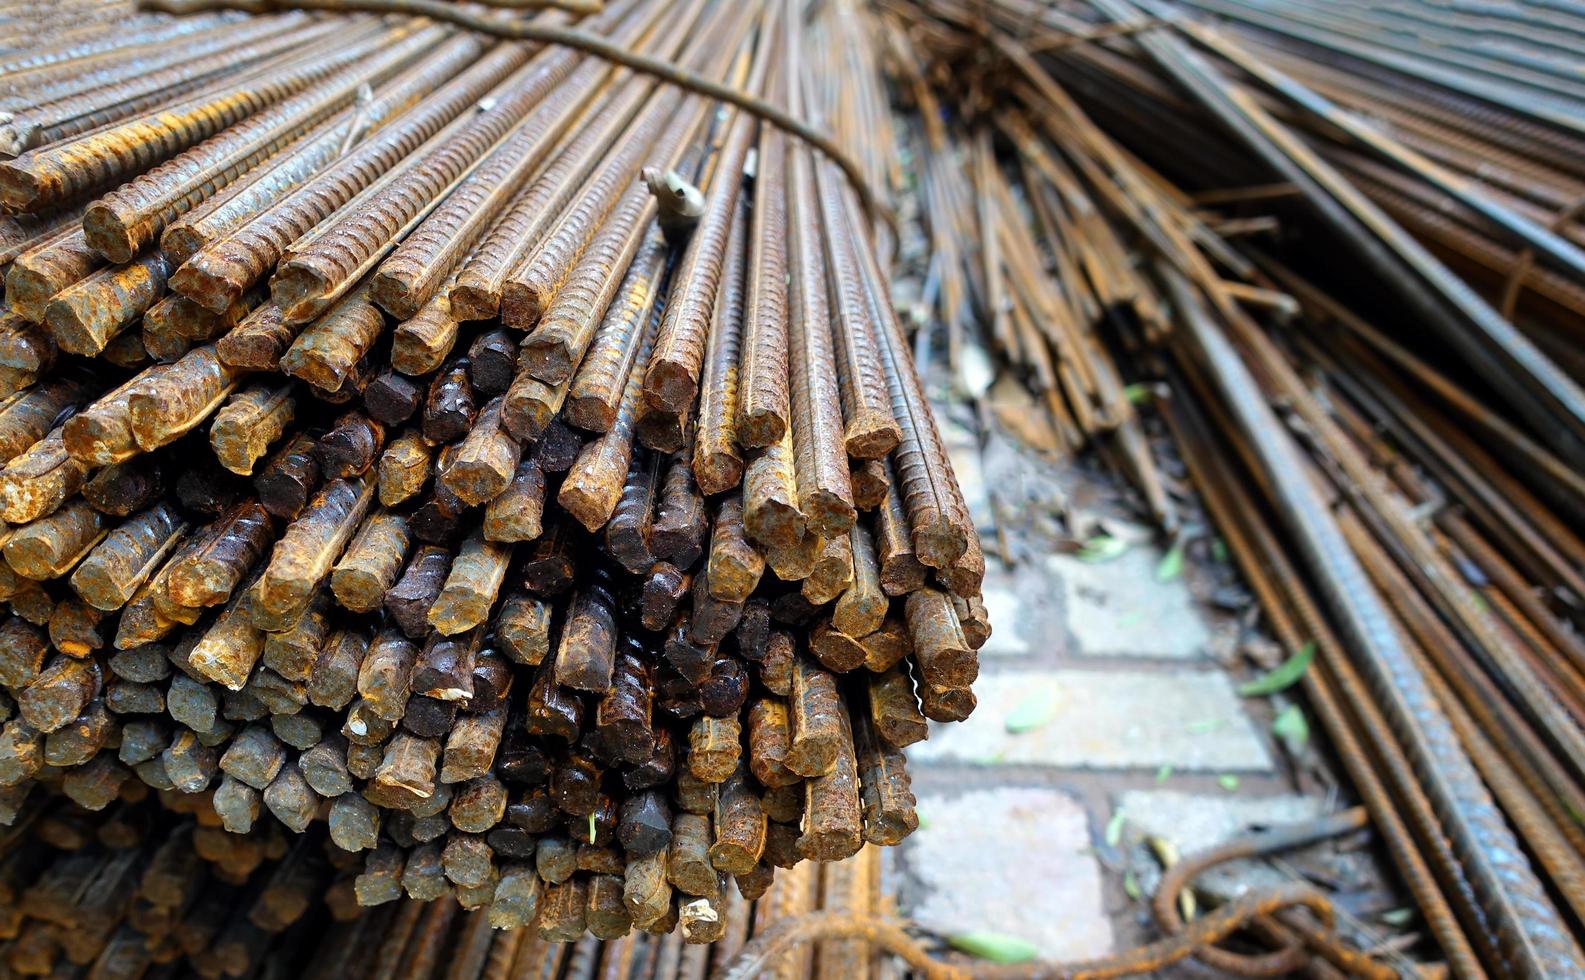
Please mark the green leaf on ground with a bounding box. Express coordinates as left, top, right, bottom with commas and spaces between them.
1217, 774, 1240, 792
1238, 642, 1315, 697
1123, 870, 1142, 901
1104, 810, 1126, 847
1380, 907, 1416, 927
1124, 382, 1153, 405
1005, 687, 1060, 734
1185, 719, 1224, 734
588, 812, 596, 843
1155, 539, 1186, 582
1272, 704, 1310, 753
1155, 764, 1173, 784
1077, 535, 1129, 563
947, 932, 1040, 964
1211, 538, 1230, 563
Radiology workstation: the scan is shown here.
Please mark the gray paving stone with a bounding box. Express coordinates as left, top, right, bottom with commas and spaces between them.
947, 445, 994, 532
974, 561, 1068, 658
1114, 790, 1323, 898
978, 581, 1029, 656
907, 670, 1273, 772
1047, 548, 1213, 660
904, 786, 1113, 960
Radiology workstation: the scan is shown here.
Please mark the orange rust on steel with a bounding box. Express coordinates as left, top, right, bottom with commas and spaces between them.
639, 5, 776, 416
845, 185, 968, 569
367, 3, 682, 321
1473, 581, 1585, 730
564, 225, 670, 433
782, 10, 853, 540
0, 12, 296, 108
812, 151, 899, 460
444, 34, 683, 326
554, 320, 661, 525
169, 42, 540, 315
1347, 504, 1585, 932
553, 100, 723, 532
742, 425, 804, 555
1259, 257, 1585, 528
0, 17, 337, 158
518, 174, 671, 391
1317, 326, 1585, 598
0, 19, 393, 214
0, 427, 93, 525
0, 8, 235, 81
6, 229, 104, 324
0, 367, 96, 464
1339, 500, 1585, 860
496, 10, 728, 333
278, 283, 384, 392
157, 123, 332, 268
0, 206, 85, 270
387, 268, 465, 376
214, 301, 294, 371
501, 367, 572, 443
0, 316, 58, 377
1259, 323, 1585, 790
1151, 806, 1377, 978
514, 12, 725, 385
168, 285, 265, 346
1167, 380, 1491, 975
269, 29, 616, 323
159, 34, 491, 267
716, 886, 1343, 980
733, 37, 790, 450
691, 192, 749, 496
1395, 372, 1585, 599
141, 294, 207, 359
60, 370, 157, 466
44, 251, 171, 357
128, 342, 242, 451
1443, 512, 1585, 685
138, 0, 896, 241
630, 395, 684, 454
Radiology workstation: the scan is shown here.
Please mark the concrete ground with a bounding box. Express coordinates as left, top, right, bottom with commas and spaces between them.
889, 392, 1408, 971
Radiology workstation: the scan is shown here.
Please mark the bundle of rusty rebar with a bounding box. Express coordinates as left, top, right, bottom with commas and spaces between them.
0, 789, 893, 979
0, 0, 989, 945
882, 0, 1585, 975
1123, 0, 1585, 384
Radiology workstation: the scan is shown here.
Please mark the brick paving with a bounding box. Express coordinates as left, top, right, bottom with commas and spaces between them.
892, 410, 1316, 963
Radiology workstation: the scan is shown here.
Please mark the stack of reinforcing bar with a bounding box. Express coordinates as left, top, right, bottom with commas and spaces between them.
0, 0, 988, 947
0, 795, 891, 977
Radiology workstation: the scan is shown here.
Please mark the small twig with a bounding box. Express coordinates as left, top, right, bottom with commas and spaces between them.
136, 0, 897, 237
711, 886, 1346, 980
712, 912, 967, 980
